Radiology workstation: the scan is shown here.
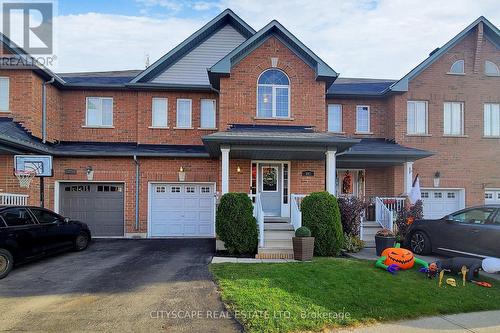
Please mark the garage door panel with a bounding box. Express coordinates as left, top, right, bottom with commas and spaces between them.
421, 189, 463, 219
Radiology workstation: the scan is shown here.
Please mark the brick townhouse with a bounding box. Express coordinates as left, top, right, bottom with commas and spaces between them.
0, 10, 499, 254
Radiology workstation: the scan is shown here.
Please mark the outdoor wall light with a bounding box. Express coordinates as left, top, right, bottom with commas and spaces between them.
237, 165, 242, 173
86, 166, 94, 181
433, 171, 441, 187
178, 166, 186, 182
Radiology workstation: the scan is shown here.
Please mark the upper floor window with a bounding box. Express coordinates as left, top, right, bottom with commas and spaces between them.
485, 60, 500, 76
443, 102, 464, 135
356, 105, 370, 133
484, 103, 500, 137
176, 99, 192, 128
152, 98, 168, 128
0, 77, 9, 112
257, 69, 290, 118
328, 104, 342, 132
86, 97, 113, 127
200, 99, 216, 129
448, 60, 465, 75
407, 101, 428, 135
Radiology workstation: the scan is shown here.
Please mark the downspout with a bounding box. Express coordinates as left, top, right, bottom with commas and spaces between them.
133, 155, 140, 232
42, 77, 55, 143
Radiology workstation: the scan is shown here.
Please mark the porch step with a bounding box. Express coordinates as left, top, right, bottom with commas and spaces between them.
264, 216, 290, 223
363, 221, 380, 228
256, 247, 294, 259
264, 223, 294, 231
361, 221, 381, 248
264, 230, 295, 240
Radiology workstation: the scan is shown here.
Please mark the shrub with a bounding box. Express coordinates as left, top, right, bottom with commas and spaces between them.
301, 191, 343, 256
337, 196, 367, 237
295, 226, 311, 237
343, 234, 364, 253
395, 200, 424, 241
216, 193, 258, 255
376, 228, 395, 237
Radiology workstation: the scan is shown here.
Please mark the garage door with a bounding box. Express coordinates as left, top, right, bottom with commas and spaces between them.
59, 183, 124, 237
150, 183, 215, 237
421, 189, 463, 219
485, 190, 500, 204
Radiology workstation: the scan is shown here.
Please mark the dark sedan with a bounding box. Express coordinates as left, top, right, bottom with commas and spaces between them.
406, 205, 500, 258
0, 206, 91, 279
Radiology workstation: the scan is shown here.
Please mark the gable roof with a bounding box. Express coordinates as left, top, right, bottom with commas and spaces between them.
130, 9, 255, 85
391, 16, 500, 92
208, 20, 338, 90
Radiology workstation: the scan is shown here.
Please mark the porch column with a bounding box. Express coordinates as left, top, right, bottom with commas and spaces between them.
221, 146, 230, 194
404, 161, 413, 195
326, 149, 337, 195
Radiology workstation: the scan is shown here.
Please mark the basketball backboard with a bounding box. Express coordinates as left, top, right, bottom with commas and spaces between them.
14, 155, 53, 177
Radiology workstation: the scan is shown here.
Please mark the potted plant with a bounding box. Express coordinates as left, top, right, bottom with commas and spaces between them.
375, 228, 395, 256
292, 226, 314, 261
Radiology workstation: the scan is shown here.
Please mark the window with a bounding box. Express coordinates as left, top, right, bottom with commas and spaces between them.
485, 192, 493, 199
171, 186, 181, 193
421, 192, 429, 198
201, 186, 211, 193
484, 103, 500, 137
449, 60, 465, 74
261, 166, 278, 192
447, 192, 456, 199
1, 208, 35, 226
186, 186, 196, 193
494, 212, 500, 225
485, 61, 500, 76
328, 104, 342, 132
0, 77, 9, 112
156, 186, 166, 193
30, 208, 63, 224
257, 69, 290, 118
97, 185, 121, 192
176, 99, 192, 128
444, 102, 464, 135
451, 207, 495, 225
200, 99, 216, 129
86, 97, 113, 127
356, 106, 370, 133
152, 98, 168, 127
407, 101, 428, 134
434, 192, 442, 199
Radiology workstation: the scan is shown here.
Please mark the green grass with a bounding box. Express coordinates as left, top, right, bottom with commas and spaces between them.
210, 258, 500, 333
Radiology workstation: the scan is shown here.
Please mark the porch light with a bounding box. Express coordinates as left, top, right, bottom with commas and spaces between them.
178, 166, 186, 182
433, 171, 441, 187
86, 166, 94, 181
237, 165, 241, 173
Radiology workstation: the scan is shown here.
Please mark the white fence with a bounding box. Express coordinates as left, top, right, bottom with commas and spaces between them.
253, 193, 265, 248
0, 193, 29, 206
290, 194, 306, 231
374, 197, 405, 231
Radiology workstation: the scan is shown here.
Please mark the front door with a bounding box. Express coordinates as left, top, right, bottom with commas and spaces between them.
259, 164, 281, 216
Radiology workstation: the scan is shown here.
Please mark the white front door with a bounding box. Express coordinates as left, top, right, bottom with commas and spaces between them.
421, 189, 464, 219
259, 164, 281, 216
149, 183, 215, 237
485, 189, 500, 204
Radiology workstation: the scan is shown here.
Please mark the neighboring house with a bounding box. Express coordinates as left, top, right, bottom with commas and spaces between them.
0, 10, 499, 256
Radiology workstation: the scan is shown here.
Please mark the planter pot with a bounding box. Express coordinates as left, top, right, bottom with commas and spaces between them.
293, 237, 314, 261
375, 235, 395, 256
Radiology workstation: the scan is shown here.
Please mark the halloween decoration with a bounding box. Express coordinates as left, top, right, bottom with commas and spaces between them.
471, 280, 492, 288
446, 278, 457, 287
438, 270, 450, 288
342, 171, 352, 194
375, 243, 428, 274
460, 266, 469, 286
423, 262, 439, 279
482, 257, 500, 273
430, 257, 483, 281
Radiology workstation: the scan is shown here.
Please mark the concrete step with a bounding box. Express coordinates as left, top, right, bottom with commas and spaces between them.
264, 230, 295, 240
264, 216, 290, 223
264, 239, 293, 249
256, 247, 294, 259
264, 223, 294, 231
363, 221, 381, 228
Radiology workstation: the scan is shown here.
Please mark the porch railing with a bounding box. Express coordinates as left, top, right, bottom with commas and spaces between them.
0, 193, 29, 206
374, 196, 405, 231
290, 194, 306, 231
253, 193, 265, 248
378, 197, 406, 213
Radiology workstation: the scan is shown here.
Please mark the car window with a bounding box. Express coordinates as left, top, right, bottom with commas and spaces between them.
30, 209, 63, 224
451, 208, 496, 225
493, 211, 500, 225
1, 208, 36, 227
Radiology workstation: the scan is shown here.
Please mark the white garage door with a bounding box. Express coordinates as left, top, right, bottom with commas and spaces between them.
150, 183, 215, 237
421, 189, 463, 219
485, 190, 500, 204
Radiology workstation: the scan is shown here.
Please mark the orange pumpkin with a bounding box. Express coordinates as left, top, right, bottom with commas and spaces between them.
381, 247, 415, 270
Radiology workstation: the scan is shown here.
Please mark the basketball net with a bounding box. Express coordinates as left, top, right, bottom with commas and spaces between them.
15, 170, 36, 188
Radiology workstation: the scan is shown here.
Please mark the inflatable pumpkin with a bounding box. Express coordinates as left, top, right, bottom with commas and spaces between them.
375, 243, 428, 274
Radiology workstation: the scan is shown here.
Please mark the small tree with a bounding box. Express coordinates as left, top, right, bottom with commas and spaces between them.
337, 196, 367, 237
216, 193, 258, 255
301, 192, 343, 256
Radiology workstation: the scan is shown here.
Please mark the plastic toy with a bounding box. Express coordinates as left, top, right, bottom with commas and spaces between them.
471, 280, 492, 288
375, 243, 428, 274
446, 278, 457, 287
460, 266, 469, 286
438, 269, 450, 287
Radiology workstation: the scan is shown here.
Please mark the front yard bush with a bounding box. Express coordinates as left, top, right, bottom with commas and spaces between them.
216, 193, 258, 255
301, 191, 343, 256
337, 196, 366, 237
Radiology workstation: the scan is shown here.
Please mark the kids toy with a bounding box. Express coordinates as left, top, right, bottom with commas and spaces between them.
375, 243, 428, 274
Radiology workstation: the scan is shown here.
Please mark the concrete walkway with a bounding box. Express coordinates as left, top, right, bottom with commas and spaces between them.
212, 256, 297, 263
335, 310, 500, 333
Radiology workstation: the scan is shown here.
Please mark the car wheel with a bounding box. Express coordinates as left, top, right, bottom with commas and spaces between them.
410, 231, 431, 255
74, 232, 90, 251
0, 249, 14, 279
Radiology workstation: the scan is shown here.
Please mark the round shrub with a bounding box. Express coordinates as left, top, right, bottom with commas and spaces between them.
301, 191, 344, 256
295, 226, 311, 237
216, 193, 258, 255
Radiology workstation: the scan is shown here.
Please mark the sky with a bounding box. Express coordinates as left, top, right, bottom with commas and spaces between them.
10, 0, 500, 78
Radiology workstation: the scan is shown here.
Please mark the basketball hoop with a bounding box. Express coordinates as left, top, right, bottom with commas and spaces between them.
15, 170, 36, 188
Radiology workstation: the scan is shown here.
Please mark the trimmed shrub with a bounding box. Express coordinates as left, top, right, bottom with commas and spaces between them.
295, 226, 311, 237
343, 234, 364, 253
216, 193, 258, 255
301, 191, 344, 256
338, 196, 367, 237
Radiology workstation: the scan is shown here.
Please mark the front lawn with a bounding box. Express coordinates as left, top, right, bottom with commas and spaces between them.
210, 258, 500, 333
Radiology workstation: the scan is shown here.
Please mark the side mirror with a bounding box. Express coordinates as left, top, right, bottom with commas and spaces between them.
64, 217, 70, 223
444, 215, 453, 222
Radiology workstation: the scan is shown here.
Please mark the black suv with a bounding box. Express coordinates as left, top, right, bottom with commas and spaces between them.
0, 206, 91, 279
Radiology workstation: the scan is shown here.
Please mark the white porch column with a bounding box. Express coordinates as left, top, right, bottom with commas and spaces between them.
404, 161, 414, 195
221, 146, 230, 194
326, 149, 337, 195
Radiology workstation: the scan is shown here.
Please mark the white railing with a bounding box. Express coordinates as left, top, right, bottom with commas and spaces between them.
290, 194, 306, 231
0, 193, 29, 206
378, 197, 405, 213
253, 193, 265, 248
375, 196, 394, 230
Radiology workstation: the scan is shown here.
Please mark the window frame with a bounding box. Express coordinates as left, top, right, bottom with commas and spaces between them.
200, 98, 217, 129
484, 103, 500, 137
85, 97, 114, 127
176, 98, 192, 129
485, 60, 500, 77
29, 208, 64, 225
355, 105, 371, 133
327, 104, 343, 133
256, 69, 291, 119
407, 100, 428, 135
448, 59, 465, 75
1, 207, 37, 227
151, 97, 168, 128
450, 207, 495, 225
0, 77, 9, 112
443, 102, 465, 136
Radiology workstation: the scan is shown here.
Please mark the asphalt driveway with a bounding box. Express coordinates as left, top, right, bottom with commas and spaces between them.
0, 239, 241, 332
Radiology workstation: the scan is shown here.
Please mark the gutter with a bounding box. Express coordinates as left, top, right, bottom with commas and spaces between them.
42, 77, 55, 143
133, 155, 140, 231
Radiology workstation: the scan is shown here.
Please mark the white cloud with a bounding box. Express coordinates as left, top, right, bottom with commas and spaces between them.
52, 0, 500, 79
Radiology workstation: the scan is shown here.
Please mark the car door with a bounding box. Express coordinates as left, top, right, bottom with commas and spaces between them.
29, 208, 74, 252
480, 209, 500, 257
0, 207, 44, 259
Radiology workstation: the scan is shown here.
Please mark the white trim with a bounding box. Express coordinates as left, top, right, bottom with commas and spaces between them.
176, 98, 192, 128
200, 98, 217, 129
326, 149, 336, 195
221, 147, 230, 194
407, 100, 428, 135
448, 59, 465, 74
152, 97, 168, 128
327, 104, 343, 133
443, 101, 464, 135
355, 105, 370, 133
0, 76, 10, 112
256, 69, 291, 119
85, 97, 114, 127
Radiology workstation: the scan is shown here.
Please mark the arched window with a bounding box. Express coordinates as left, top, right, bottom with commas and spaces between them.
449, 60, 465, 74
257, 69, 290, 118
485, 60, 500, 76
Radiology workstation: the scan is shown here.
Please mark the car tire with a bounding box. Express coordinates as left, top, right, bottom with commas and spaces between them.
73, 232, 90, 251
410, 231, 431, 255
0, 249, 14, 279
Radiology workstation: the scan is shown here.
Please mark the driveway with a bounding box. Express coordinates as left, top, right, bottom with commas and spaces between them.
0, 239, 241, 332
